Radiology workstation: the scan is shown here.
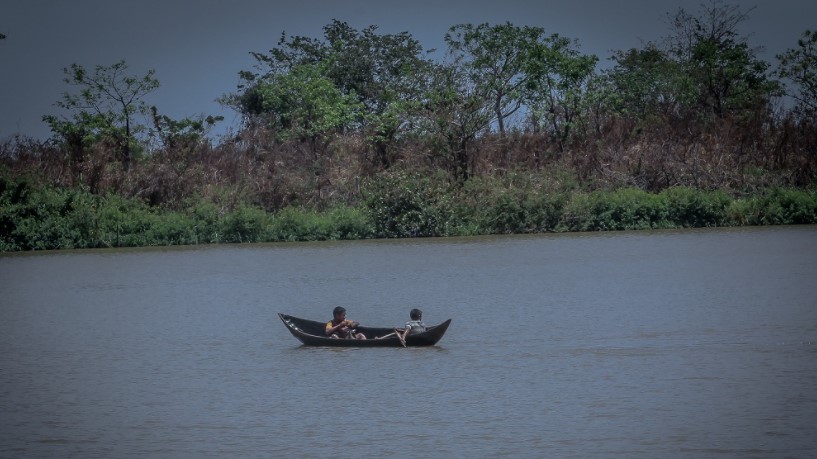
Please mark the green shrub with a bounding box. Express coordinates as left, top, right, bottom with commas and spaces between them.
362, 170, 454, 238
775, 189, 817, 224
559, 193, 595, 231
3, 163, 815, 252
484, 193, 528, 233
525, 193, 569, 232
604, 188, 668, 230
725, 198, 753, 226
730, 189, 817, 225
147, 212, 198, 246
94, 194, 155, 247
186, 199, 223, 244
266, 207, 323, 241
220, 204, 270, 243
325, 206, 374, 240
661, 187, 731, 227
264, 206, 373, 242
450, 175, 568, 235
560, 188, 668, 231
0, 181, 110, 250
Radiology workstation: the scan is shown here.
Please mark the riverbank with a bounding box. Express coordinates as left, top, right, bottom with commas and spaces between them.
2, 171, 815, 251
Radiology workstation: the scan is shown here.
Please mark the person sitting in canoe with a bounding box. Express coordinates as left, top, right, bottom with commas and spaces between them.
325, 306, 366, 340
376, 308, 426, 346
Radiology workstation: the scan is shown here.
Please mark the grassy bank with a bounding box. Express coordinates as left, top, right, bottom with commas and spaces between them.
3, 171, 815, 251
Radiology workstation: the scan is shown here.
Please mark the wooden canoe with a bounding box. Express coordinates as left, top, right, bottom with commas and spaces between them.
278, 313, 452, 347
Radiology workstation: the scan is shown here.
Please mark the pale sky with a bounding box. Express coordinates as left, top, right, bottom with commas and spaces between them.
1, 0, 814, 141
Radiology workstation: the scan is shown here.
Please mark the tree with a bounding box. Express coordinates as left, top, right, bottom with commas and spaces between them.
150, 107, 222, 152
665, 1, 780, 118
41, 110, 114, 180
524, 34, 598, 151
230, 20, 432, 168
322, 21, 430, 116
233, 20, 429, 125
445, 22, 544, 137
43, 60, 159, 170
318, 21, 432, 168
778, 29, 817, 117
423, 60, 493, 183
255, 62, 362, 156
606, 43, 695, 122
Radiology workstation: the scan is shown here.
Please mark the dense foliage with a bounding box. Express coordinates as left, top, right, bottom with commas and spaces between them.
3, 169, 816, 251
2, 2, 816, 251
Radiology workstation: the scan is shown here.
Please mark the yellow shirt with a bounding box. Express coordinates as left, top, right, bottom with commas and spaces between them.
326, 320, 353, 335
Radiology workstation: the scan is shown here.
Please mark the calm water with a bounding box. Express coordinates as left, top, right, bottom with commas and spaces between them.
1, 226, 816, 458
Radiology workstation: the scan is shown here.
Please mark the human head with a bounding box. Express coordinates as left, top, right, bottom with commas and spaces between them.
410, 308, 422, 320
333, 306, 346, 320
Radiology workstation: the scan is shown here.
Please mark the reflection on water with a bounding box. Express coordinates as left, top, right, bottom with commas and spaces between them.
1, 226, 816, 458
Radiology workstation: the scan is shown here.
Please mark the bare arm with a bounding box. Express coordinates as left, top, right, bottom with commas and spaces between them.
325, 320, 359, 336
326, 320, 350, 336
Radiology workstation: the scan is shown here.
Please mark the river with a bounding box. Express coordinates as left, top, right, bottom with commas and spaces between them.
1, 226, 816, 458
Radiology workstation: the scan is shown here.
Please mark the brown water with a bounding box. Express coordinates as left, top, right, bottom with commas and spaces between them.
1, 226, 816, 458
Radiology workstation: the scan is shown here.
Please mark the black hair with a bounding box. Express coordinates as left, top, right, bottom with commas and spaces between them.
410, 308, 422, 320
333, 306, 346, 316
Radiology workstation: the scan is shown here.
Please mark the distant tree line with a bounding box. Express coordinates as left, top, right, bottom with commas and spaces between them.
213, 2, 815, 186
1, 1, 816, 251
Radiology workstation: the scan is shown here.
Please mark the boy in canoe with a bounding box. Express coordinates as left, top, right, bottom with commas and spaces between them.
325, 306, 366, 340
376, 308, 426, 346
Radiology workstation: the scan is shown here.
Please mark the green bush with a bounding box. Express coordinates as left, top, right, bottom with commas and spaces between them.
0, 179, 111, 250
729, 189, 817, 225
325, 206, 374, 240
147, 212, 198, 246
661, 187, 731, 227
481, 192, 528, 233
94, 193, 155, 247
560, 188, 668, 231
268, 207, 327, 241
450, 175, 568, 235
525, 193, 569, 232
362, 170, 454, 238
774, 189, 817, 224
559, 192, 594, 231
264, 206, 373, 241
220, 204, 270, 243
186, 199, 223, 244
3, 166, 815, 252
602, 188, 668, 230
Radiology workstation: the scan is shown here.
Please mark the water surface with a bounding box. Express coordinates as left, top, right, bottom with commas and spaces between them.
2, 226, 816, 458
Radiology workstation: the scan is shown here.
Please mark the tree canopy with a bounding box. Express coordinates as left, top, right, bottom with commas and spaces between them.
43, 60, 159, 169
20, 4, 816, 214
778, 29, 817, 118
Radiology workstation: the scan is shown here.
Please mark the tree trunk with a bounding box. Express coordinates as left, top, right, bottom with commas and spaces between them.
495, 96, 505, 137
123, 116, 132, 171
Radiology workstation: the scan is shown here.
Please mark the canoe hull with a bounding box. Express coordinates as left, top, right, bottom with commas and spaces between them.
278, 313, 451, 347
